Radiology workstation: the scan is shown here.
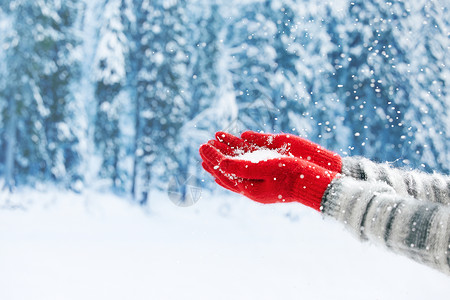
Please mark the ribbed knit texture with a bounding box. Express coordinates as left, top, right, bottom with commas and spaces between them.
322, 176, 450, 275
342, 156, 450, 205
292, 170, 338, 211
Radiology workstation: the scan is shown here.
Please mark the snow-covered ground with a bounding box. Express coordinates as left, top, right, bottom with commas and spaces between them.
0, 188, 449, 300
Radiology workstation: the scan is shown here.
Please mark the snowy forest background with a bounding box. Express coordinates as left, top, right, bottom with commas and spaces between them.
0, 0, 449, 205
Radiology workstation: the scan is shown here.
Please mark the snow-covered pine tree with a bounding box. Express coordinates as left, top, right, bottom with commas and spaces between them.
0, 0, 82, 189
288, 2, 350, 152
37, 0, 83, 186
120, 0, 143, 199
94, 0, 128, 188
0, 6, 11, 184
397, 0, 450, 173
327, 0, 411, 164
124, 0, 189, 203
224, 0, 309, 134
177, 2, 224, 181
1, 1, 46, 189
264, 0, 311, 133
186, 3, 222, 122
224, 1, 276, 132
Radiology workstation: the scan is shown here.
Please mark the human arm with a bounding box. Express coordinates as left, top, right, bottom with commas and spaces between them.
200, 137, 450, 275
342, 156, 450, 205
322, 175, 450, 275
214, 131, 450, 205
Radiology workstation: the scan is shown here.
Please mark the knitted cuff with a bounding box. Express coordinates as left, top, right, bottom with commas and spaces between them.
320, 176, 345, 215
292, 171, 339, 211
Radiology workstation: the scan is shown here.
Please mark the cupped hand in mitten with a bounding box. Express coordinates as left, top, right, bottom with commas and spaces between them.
209, 131, 342, 173
199, 143, 338, 211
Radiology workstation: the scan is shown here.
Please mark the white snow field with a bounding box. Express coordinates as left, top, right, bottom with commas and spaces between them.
0, 188, 449, 300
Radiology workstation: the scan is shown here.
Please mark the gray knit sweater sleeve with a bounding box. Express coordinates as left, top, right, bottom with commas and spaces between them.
342, 156, 450, 205
321, 176, 450, 275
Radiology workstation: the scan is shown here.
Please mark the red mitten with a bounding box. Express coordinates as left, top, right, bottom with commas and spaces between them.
199, 144, 240, 193
199, 143, 338, 211
211, 131, 257, 155
214, 131, 342, 173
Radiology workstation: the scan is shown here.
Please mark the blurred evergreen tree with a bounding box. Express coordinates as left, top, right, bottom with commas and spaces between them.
326, 0, 411, 164
324, 0, 450, 172
124, 0, 189, 203
0, 0, 82, 190
176, 2, 224, 182
94, 0, 128, 189
398, 0, 450, 172
290, 3, 349, 151
225, 0, 311, 134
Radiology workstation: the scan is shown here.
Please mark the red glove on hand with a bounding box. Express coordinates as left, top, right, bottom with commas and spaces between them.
210, 131, 342, 173
199, 142, 339, 211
